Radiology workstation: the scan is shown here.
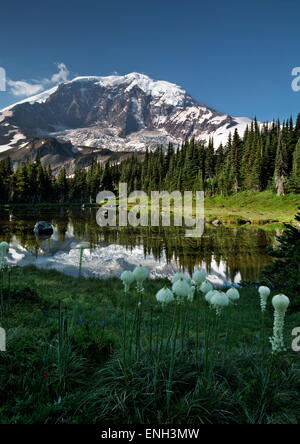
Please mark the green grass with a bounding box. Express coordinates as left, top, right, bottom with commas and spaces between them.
126, 190, 299, 227
205, 191, 300, 224
0, 265, 300, 424
1, 190, 299, 225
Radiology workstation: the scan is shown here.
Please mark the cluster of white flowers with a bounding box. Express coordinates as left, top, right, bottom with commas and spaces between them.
258, 286, 271, 312
154, 269, 241, 313
270, 294, 290, 354
119, 266, 291, 357
0, 242, 9, 270
155, 268, 205, 306
204, 286, 240, 315
121, 265, 149, 292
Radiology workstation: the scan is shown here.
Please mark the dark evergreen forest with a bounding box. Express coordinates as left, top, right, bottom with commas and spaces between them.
1, 116, 300, 204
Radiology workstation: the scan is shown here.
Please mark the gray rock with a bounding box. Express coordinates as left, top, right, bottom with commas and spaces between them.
212, 219, 222, 226
34, 221, 54, 236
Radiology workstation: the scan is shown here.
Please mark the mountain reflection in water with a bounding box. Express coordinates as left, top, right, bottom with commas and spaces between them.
0, 207, 275, 285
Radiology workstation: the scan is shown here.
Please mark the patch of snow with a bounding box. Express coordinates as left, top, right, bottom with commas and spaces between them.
0, 109, 13, 122
0, 145, 12, 153
0, 130, 26, 152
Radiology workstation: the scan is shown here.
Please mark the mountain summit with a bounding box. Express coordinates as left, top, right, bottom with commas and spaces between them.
0, 72, 252, 154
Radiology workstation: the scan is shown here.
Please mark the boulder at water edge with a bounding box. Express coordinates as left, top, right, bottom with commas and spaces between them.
33, 221, 54, 236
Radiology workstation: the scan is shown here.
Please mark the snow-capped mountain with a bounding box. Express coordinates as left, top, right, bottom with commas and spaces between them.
0, 72, 253, 154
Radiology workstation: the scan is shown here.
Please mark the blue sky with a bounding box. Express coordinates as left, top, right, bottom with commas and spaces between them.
0, 0, 299, 121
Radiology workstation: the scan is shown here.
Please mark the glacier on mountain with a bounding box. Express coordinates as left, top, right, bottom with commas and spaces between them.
0, 72, 255, 153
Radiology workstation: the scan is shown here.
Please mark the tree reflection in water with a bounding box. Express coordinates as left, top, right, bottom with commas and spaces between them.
0, 207, 275, 282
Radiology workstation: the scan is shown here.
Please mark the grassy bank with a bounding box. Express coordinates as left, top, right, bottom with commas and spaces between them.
1, 191, 299, 226
0, 265, 299, 424
125, 190, 298, 226
205, 191, 300, 224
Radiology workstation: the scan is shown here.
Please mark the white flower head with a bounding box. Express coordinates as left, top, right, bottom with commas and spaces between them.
0, 241, 9, 269
133, 265, 148, 284
204, 290, 218, 304
272, 294, 290, 313
211, 291, 229, 307
172, 278, 190, 301
211, 291, 229, 315
259, 286, 271, 298
156, 286, 175, 305
258, 286, 271, 312
171, 272, 190, 285
270, 294, 290, 354
121, 270, 135, 291
226, 288, 240, 302
192, 269, 206, 286
200, 281, 213, 295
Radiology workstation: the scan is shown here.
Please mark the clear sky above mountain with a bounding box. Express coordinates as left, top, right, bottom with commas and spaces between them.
0, 0, 299, 121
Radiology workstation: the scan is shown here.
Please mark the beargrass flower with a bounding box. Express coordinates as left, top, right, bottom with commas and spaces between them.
270, 294, 290, 354
227, 287, 240, 302
156, 286, 175, 305
211, 291, 229, 315
171, 272, 190, 284
0, 242, 9, 270
192, 269, 206, 286
200, 281, 213, 295
258, 286, 271, 312
133, 265, 148, 284
205, 289, 218, 304
121, 270, 135, 292
172, 277, 190, 301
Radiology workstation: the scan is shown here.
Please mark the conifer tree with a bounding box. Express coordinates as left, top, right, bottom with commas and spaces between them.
229, 129, 242, 193
289, 137, 300, 192
274, 136, 289, 196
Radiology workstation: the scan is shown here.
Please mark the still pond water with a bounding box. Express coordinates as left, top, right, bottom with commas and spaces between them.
0, 207, 276, 285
